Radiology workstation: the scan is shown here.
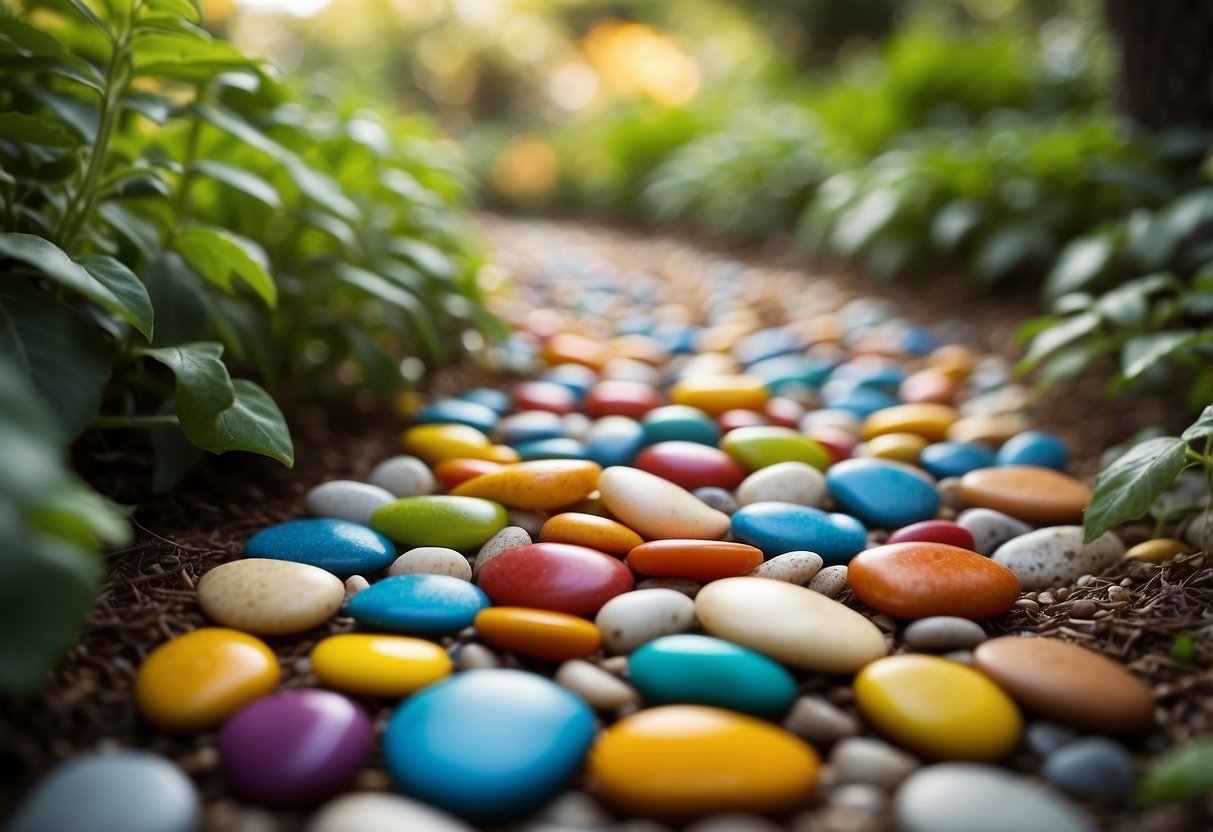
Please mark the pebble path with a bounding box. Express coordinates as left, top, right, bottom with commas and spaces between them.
7, 220, 1211, 832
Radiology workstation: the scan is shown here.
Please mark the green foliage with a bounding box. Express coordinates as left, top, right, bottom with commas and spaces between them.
1136, 737, 1213, 805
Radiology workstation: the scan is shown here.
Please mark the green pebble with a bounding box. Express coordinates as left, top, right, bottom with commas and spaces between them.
371, 496, 508, 551
721, 427, 830, 472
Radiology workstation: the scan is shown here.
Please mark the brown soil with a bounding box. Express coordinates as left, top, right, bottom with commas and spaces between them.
1, 216, 1208, 832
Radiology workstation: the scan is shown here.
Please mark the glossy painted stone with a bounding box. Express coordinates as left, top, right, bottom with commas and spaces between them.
494, 410, 567, 445
848, 542, 1021, 620
626, 539, 764, 582
695, 577, 886, 673
996, 430, 1069, 470
862, 432, 928, 464
543, 332, 610, 369
539, 512, 643, 555
972, 636, 1154, 734
4, 751, 200, 832
598, 466, 731, 540
310, 634, 452, 697
764, 396, 806, 428
369, 455, 435, 498
594, 588, 698, 654
384, 669, 595, 822
610, 333, 670, 366
513, 380, 578, 414
371, 496, 508, 551
806, 425, 858, 464
589, 705, 819, 821
135, 628, 279, 732
198, 559, 344, 635
542, 362, 599, 397
460, 386, 512, 414
635, 441, 747, 491
402, 423, 504, 466
854, 654, 1023, 761
641, 404, 721, 446
306, 480, 396, 525
735, 461, 826, 508
886, 520, 976, 550
718, 409, 768, 431
721, 426, 830, 471
584, 415, 646, 467
474, 607, 601, 661
992, 526, 1125, 590
948, 414, 1032, 447
585, 379, 663, 419
629, 634, 797, 718
746, 353, 835, 391
826, 458, 941, 529
826, 385, 901, 419
244, 519, 396, 579
898, 367, 959, 405
959, 466, 1091, 525
218, 690, 372, 807
669, 375, 770, 416
413, 398, 499, 434
861, 403, 958, 442
345, 574, 490, 635
1124, 537, 1194, 563
477, 542, 635, 616
919, 441, 997, 479
433, 458, 505, 488
450, 460, 601, 510
731, 502, 867, 564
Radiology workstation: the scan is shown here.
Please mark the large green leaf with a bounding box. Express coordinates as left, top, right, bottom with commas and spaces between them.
78, 255, 154, 339
1019, 311, 1101, 371
139, 342, 236, 447
176, 226, 276, 307
1180, 405, 1213, 444
335, 263, 440, 356
1044, 235, 1117, 301
1136, 738, 1213, 805
190, 160, 281, 209
0, 112, 79, 148
1121, 330, 1202, 381
132, 33, 251, 82
972, 223, 1051, 287
283, 154, 361, 222
193, 379, 293, 466
1084, 436, 1190, 542
141, 251, 209, 347
1094, 273, 1176, 329
141, 0, 201, 21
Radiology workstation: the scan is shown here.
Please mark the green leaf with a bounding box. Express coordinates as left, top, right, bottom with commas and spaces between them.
195, 103, 287, 161
0, 280, 110, 440
283, 155, 361, 222
141, 251, 209, 346
1020, 311, 1101, 370
0, 112, 79, 148
930, 198, 984, 254
141, 0, 201, 21
97, 202, 161, 258
1136, 738, 1213, 805
0, 233, 151, 332
132, 33, 252, 82
138, 342, 236, 448
388, 237, 455, 281
335, 263, 440, 356
190, 160, 281, 209
1121, 330, 1201, 381
1180, 405, 1213, 443
176, 226, 277, 307
1095, 273, 1176, 329
1084, 436, 1190, 542
972, 223, 1051, 288
1044, 235, 1117, 301
78, 256, 154, 339
831, 190, 899, 257
193, 379, 293, 466
1127, 210, 1180, 272
0, 55, 104, 93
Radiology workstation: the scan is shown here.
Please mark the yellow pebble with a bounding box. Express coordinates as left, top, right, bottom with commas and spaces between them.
928, 344, 980, 380
311, 634, 451, 697
540, 512, 644, 555
134, 628, 279, 732
589, 705, 819, 821
451, 460, 602, 510
402, 424, 498, 466
862, 404, 958, 442
854, 654, 1022, 762
861, 432, 929, 464
670, 375, 770, 416
1124, 538, 1194, 564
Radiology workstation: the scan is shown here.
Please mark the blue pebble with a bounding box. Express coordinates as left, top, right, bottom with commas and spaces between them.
823, 384, 901, 419
640, 405, 720, 447
346, 574, 489, 635
997, 430, 1070, 470
827, 360, 904, 392
585, 416, 645, 467
245, 518, 396, 578
412, 399, 499, 434
459, 387, 512, 415
629, 634, 797, 718
826, 458, 941, 529
731, 502, 867, 564
541, 364, 598, 399
1041, 737, 1137, 800
513, 437, 591, 461
920, 441, 997, 479
900, 325, 939, 356
733, 327, 805, 366
652, 323, 697, 354
384, 669, 595, 822
746, 354, 836, 392
497, 410, 568, 445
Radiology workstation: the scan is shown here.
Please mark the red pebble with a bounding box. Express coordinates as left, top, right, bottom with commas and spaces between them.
513, 381, 577, 415
848, 542, 1021, 620
626, 539, 763, 581
806, 426, 857, 464
764, 397, 806, 429
476, 543, 634, 616
585, 380, 664, 420
886, 520, 976, 551
718, 409, 769, 432
634, 441, 748, 491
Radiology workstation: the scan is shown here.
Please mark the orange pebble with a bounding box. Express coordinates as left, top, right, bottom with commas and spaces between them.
434, 458, 506, 488
899, 368, 958, 405
609, 334, 670, 366
474, 607, 601, 661
540, 512, 644, 555
543, 332, 609, 369
627, 540, 764, 582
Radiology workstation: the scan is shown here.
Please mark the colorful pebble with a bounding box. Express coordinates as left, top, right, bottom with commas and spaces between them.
626, 539, 764, 581
597, 466, 731, 540
474, 606, 602, 661
669, 375, 770, 416
450, 459, 601, 510
634, 441, 747, 490
539, 512, 644, 555
848, 542, 1021, 620
477, 542, 635, 615
371, 495, 508, 551
197, 558, 344, 635
721, 426, 830, 471
958, 466, 1092, 525
244, 518, 396, 579
826, 458, 941, 529
310, 633, 452, 697
731, 502, 867, 564
345, 574, 490, 635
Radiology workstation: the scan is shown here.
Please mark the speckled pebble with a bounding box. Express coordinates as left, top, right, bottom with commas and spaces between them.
903, 617, 987, 652
594, 588, 697, 654
1041, 737, 1137, 800
306, 480, 396, 524
956, 508, 1033, 556
554, 659, 641, 711
782, 696, 861, 747
369, 455, 435, 498
390, 547, 472, 581
747, 550, 824, 584
808, 565, 849, 598
198, 559, 345, 636
992, 527, 1125, 590
473, 526, 533, 579
830, 737, 921, 789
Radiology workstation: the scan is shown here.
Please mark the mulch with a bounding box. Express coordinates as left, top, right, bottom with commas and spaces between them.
1, 216, 1209, 832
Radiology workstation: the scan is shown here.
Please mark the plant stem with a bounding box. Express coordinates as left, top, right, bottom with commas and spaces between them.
89, 414, 180, 430
171, 88, 206, 239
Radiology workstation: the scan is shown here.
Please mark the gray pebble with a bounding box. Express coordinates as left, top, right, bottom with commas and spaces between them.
782, 696, 860, 747
1042, 737, 1137, 801
594, 588, 696, 654
735, 462, 826, 508
634, 578, 702, 597
454, 642, 500, 671
473, 526, 532, 580
747, 550, 824, 585
903, 617, 987, 652
534, 790, 613, 829
828, 783, 889, 814
830, 737, 921, 789
306, 479, 396, 524
1026, 722, 1078, 756
307, 792, 475, 832
992, 526, 1125, 590
508, 510, 547, 539
940, 649, 973, 665
554, 660, 641, 711
809, 565, 848, 598
956, 508, 1032, 555
691, 487, 739, 515
368, 455, 434, 498
683, 814, 785, 832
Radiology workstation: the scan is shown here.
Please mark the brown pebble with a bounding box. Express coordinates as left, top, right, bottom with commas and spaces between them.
958, 466, 1091, 525
1068, 600, 1097, 619
1014, 599, 1039, 612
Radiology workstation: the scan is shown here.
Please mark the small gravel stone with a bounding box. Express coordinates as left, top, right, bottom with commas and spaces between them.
454, 642, 499, 671
634, 578, 702, 597
598, 655, 630, 676
808, 565, 848, 598
344, 575, 369, 600
1042, 737, 1137, 801
389, 547, 472, 581
782, 696, 861, 747
554, 659, 641, 711
1026, 722, 1079, 757
472, 526, 532, 579
937, 477, 966, 512
1068, 599, 1097, 619
683, 814, 785, 832
534, 790, 613, 829
903, 617, 987, 652
1107, 585, 1132, 603
508, 510, 547, 539
1014, 598, 1039, 612
941, 649, 973, 665
368, 455, 435, 498
747, 550, 824, 584
692, 486, 740, 515
828, 783, 889, 814
830, 737, 921, 789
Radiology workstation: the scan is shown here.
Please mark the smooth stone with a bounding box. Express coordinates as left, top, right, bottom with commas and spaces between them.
629, 634, 797, 718
310, 633, 451, 697
474, 607, 602, 662
830, 737, 921, 788
919, 441, 996, 479
135, 628, 279, 732
747, 353, 835, 391
972, 636, 1155, 733
451, 460, 602, 510
371, 496, 508, 551
717, 409, 768, 431
589, 705, 819, 821
389, 547, 472, 581
826, 458, 941, 529
307, 793, 476, 832
218, 690, 372, 807
731, 502, 867, 564
477, 542, 634, 616
782, 696, 861, 747
198, 558, 344, 635
735, 461, 826, 508
895, 764, 1095, 832
899, 367, 959, 404
344, 575, 369, 600
473, 525, 532, 579
543, 332, 610, 368
495, 410, 568, 445
992, 526, 1125, 590
413, 398, 499, 434
1041, 737, 1137, 800
513, 437, 591, 461
5, 751, 199, 832
594, 588, 698, 654
554, 659, 641, 711
695, 577, 886, 673
598, 466, 731, 540
541, 362, 600, 397
306, 480, 396, 524
747, 550, 824, 584
848, 542, 1021, 620
585, 415, 646, 467
455, 642, 501, 671
721, 426, 830, 471
641, 404, 721, 446
808, 564, 849, 598
402, 423, 503, 466
825, 385, 901, 419
585, 379, 663, 419
346, 574, 490, 635
808, 425, 859, 464
562, 411, 592, 441
1124, 537, 1195, 563
854, 654, 1023, 761
956, 507, 1032, 555
669, 375, 770, 416
947, 413, 1033, 446
861, 403, 958, 442
369, 455, 436, 497
959, 466, 1092, 525
635, 441, 747, 491
460, 386, 513, 414
903, 616, 988, 652
997, 430, 1069, 470
384, 669, 595, 822
433, 458, 505, 488
1026, 721, 1079, 756
861, 431, 928, 464
627, 539, 763, 582
245, 518, 396, 579
513, 380, 578, 414
540, 512, 643, 555
886, 519, 976, 550
692, 486, 739, 515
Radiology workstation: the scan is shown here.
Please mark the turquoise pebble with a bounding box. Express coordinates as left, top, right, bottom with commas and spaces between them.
459, 387, 512, 415
629, 634, 797, 718
346, 574, 489, 635
746, 354, 835, 391
541, 364, 598, 398
513, 437, 591, 461
496, 411, 568, 445
640, 405, 720, 447
383, 669, 595, 822
412, 399, 499, 434
585, 416, 645, 467
823, 384, 901, 419
828, 360, 904, 391
731, 502, 867, 564
245, 519, 395, 578
900, 325, 939, 356
826, 458, 941, 529
997, 430, 1069, 470
920, 441, 997, 479
652, 324, 696, 354
733, 327, 805, 365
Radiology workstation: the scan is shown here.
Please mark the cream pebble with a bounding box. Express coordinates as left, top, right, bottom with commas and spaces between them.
368, 455, 435, 498
306, 479, 396, 524
555, 659, 641, 711
389, 547, 473, 581
735, 462, 827, 508
197, 559, 344, 636
344, 575, 369, 601
594, 588, 697, 654
598, 466, 731, 540
747, 550, 824, 584
808, 564, 849, 598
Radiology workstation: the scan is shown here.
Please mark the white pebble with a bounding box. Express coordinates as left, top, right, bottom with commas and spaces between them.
454, 642, 500, 671
957, 507, 1032, 555
307, 793, 474, 832
830, 737, 921, 789
472, 526, 532, 580
594, 588, 697, 654
808, 564, 848, 598
992, 526, 1125, 590
368, 455, 435, 498
390, 547, 472, 581
554, 659, 641, 711
747, 550, 824, 584
736, 461, 827, 508
306, 480, 395, 524
344, 574, 369, 600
